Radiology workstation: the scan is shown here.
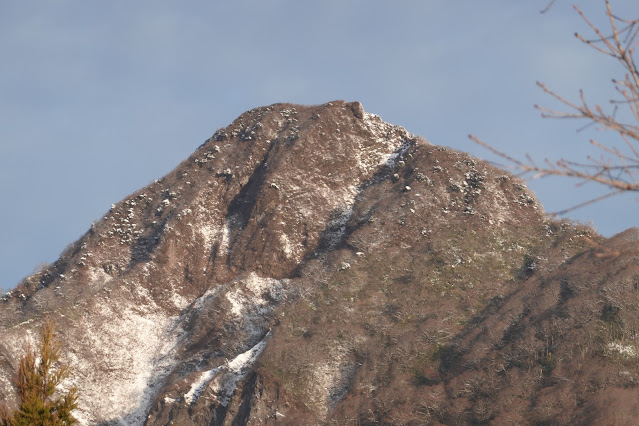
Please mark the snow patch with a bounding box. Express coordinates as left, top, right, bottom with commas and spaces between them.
607, 342, 637, 358
212, 333, 269, 406
225, 273, 287, 321
359, 112, 413, 175
279, 232, 302, 261
307, 345, 355, 415
322, 207, 354, 250
184, 332, 270, 406
199, 224, 219, 251
0, 371, 12, 402
190, 286, 225, 313
184, 366, 222, 405
87, 267, 113, 286
67, 298, 183, 425
219, 218, 234, 254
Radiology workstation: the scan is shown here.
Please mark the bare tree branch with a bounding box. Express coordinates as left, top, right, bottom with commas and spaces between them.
541, 0, 557, 15
474, 0, 639, 214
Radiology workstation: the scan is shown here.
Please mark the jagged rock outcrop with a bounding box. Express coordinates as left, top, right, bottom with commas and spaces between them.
1, 101, 638, 425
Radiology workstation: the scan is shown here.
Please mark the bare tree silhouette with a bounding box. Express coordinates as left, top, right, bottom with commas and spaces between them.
471, 0, 639, 214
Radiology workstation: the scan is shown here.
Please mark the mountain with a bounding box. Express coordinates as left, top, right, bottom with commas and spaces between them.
1, 100, 639, 425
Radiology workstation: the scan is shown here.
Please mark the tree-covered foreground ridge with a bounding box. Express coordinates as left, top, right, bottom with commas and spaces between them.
1, 318, 78, 426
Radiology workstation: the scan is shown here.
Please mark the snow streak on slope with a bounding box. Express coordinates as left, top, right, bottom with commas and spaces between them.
184, 366, 222, 405
68, 303, 181, 425
184, 332, 270, 406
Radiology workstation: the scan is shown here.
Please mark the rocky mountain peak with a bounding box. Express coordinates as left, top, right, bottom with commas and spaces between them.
2, 101, 638, 425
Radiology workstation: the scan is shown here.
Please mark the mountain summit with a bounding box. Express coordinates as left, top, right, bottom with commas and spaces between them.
2, 101, 639, 425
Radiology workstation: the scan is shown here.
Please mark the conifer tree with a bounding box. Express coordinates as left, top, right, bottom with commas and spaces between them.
0, 317, 78, 426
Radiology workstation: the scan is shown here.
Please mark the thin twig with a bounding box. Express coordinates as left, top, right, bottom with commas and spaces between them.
541, 0, 557, 15
552, 190, 625, 215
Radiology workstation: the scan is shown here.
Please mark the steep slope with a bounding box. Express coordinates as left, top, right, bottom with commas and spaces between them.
1, 101, 638, 425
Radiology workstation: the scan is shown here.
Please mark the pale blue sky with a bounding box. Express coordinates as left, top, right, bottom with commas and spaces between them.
1, 1, 637, 293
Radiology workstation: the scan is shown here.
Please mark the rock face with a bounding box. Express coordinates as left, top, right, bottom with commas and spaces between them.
1, 100, 639, 425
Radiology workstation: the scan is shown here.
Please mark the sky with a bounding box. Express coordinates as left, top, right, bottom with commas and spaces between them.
1, 1, 637, 294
